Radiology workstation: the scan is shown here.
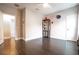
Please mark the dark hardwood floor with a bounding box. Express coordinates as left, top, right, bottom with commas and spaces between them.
0, 38, 79, 55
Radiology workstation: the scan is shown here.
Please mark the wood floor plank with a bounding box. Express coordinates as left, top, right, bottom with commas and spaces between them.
0, 38, 78, 55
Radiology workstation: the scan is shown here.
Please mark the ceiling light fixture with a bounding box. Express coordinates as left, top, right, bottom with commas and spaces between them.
43, 3, 50, 8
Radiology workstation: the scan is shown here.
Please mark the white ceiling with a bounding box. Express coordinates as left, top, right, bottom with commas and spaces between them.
0, 3, 78, 15
19, 3, 78, 15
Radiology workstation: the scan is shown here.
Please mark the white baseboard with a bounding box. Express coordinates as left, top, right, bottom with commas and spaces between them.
15, 37, 25, 40
50, 37, 77, 42
0, 40, 4, 45
4, 37, 11, 39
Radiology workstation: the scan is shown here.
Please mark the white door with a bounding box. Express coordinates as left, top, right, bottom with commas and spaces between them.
66, 14, 77, 41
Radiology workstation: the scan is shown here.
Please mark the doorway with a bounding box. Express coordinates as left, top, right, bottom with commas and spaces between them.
3, 13, 16, 54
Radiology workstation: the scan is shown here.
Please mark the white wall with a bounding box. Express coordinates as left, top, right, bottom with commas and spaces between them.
46, 6, 77, 41
25, 8, 43, 41
0, 11, 4, 44
77, 5, 79, 41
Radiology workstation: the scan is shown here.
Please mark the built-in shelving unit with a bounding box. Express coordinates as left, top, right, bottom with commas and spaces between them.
42, 17, 51, 38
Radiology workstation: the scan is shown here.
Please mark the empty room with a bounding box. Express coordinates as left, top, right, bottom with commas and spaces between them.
0, 3, 79, 55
